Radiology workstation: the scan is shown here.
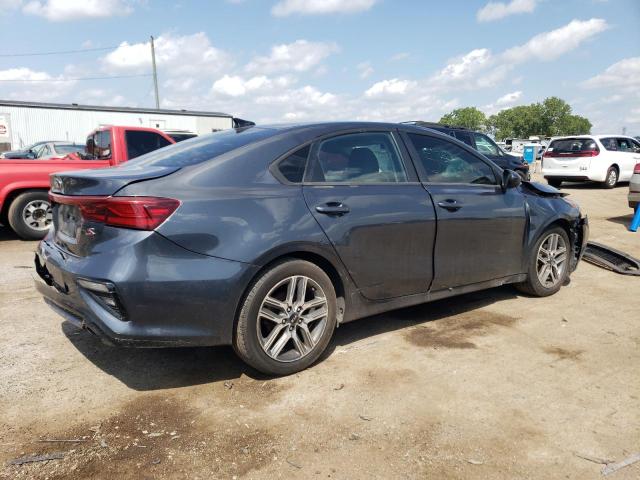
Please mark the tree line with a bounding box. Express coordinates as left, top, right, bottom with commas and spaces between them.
438, 97, 592, 140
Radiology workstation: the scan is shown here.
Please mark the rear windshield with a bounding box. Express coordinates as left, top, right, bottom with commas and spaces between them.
548, 138, 598, 153
126, 127, 277, 168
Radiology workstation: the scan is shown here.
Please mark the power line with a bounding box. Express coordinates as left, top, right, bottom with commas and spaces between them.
0, 45, 123, 58
0, 74, 153, 83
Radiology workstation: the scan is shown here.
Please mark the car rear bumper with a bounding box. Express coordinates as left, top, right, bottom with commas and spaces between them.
35, 233, 257, 347
629, 183, 640, 208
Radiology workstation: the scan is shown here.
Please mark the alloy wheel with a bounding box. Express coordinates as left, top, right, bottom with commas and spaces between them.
536, 233, 568, 288
256, 275, 328, 363
22, 200, 52, 231
607, 169, 617, 187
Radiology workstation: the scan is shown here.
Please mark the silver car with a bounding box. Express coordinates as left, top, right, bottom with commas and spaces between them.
629, 162, 640, 209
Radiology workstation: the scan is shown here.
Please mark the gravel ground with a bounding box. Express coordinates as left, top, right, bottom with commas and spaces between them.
0, 174, 638, 479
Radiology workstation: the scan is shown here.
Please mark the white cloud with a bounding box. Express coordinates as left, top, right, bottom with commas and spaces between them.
503, 18, 608, 62
245, 40, 338, 74
496, 90, 522, 105
211, 74, 293, 97
103, 32, 232, 77
435, 49, 492, 81
272, 0, 377, 16
582, 57, 640, 89
477, 0, 537, 22
357, 62, 373, 79
22, 0, 133, 21
0, 67, 75, 101
390, 52, 410, 62
365, 79, 417, 98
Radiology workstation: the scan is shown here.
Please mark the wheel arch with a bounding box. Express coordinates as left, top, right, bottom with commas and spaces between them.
1, 187, 50, 225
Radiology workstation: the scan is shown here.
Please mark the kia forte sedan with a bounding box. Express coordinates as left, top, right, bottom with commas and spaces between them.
35, 123, 588, 375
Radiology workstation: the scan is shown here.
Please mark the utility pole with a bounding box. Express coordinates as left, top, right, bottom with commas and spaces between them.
150, 35, 160, 109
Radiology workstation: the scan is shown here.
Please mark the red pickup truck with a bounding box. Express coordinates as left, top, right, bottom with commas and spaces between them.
0, 125, 175, 240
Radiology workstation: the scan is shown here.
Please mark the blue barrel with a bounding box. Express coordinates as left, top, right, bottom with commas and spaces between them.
523, 145, 536, 164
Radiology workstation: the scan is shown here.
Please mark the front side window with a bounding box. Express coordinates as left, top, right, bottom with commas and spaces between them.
473, 133, 500, 156
306, 132, 407, 183
454, 131, 474, 148
630, 139, 640, 153
407, 133, 496, 185
126, 130, 172, 160
617, 138, 633, 152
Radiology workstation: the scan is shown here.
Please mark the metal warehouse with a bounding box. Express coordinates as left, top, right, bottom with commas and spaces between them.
0, 100, 234, 152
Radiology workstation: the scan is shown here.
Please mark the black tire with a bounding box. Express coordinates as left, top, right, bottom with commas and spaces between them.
603, 166, 618, 189
516, 227, 571, 297
233, 259, 337, 376
547, 178, 562, 188
7, 191, 52, 240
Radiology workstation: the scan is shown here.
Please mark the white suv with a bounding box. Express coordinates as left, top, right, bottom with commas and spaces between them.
542, 135, 640, 188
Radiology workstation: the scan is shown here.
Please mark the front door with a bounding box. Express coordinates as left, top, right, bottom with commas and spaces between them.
403, 131, 527, 291
302, 130, 437, 300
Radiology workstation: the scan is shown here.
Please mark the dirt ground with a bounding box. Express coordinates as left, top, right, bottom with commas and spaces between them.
1, 174, 639, 479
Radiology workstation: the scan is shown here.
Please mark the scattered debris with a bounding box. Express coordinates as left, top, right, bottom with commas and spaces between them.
601, 452, 640, 476
466, 459, 484, 465
359, 415, 373, 421
241, 447, 250, 454
573, 452, 614, 465
333, 384, 345, 391
562, 317, 569, 323
286, 458, 302, 469
224, 381, 234, 390
349, 433, 361, 441
152, 459, 161, 465
100, 439, 108, 448
583, 242, 640, 276
38, 438, 87, 443
8, 452, 65, 466
147, 432, 163, 438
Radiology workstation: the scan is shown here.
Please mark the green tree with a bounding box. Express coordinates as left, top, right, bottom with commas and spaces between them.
439, 107, 487, 131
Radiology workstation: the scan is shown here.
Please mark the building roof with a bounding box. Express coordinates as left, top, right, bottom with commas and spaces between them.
0, 100, 232, 118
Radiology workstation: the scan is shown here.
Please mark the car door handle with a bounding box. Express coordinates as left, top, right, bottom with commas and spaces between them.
315, 202, 350, 216
437, 199, 462, 212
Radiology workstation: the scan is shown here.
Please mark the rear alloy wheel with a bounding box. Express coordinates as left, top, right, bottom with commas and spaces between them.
7, 191, 52, 240
516, 227, 570, 297
603, 167, 618, 189
234, 260, 337, 375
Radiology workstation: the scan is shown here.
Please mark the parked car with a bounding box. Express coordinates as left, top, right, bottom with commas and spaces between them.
35, 122, 588, 375
0, 126, 174, 239
404, 121, 530, 180
629, 162, 640, 209
543, 135, 640, 188
0, 141, 82, 159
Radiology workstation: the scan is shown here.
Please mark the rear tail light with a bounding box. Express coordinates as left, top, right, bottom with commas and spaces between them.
50, 194, 180, 230
544, 149, 599, 158
634, 163, 640, 174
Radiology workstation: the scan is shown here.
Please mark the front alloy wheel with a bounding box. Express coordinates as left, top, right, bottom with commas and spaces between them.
536, 233, 568, 289
234, 259, 337, 375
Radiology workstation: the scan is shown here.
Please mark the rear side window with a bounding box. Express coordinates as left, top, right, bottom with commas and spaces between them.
454, 131, 475, 148
95, 130, 112, 159
600, 138, 617, 151
306, 132, 407, 183
407, 133, 496, 185
472, 133, 499, 156
548, 138, 598, 154
126, 130, 172, 159
276, 146, 309, 183
126, 127, 277, 167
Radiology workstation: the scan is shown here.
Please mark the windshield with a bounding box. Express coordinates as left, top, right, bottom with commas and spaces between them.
126, 127, 278, 168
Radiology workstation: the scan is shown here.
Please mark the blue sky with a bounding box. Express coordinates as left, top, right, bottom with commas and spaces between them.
1, 0, 639, 133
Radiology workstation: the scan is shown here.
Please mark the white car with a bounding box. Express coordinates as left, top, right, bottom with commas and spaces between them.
542, 135, 640, 188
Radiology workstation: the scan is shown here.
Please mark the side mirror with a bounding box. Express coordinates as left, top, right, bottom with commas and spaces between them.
502, 169, 521, 192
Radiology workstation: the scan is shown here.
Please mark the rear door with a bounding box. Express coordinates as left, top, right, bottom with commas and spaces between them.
403, 131, 526, 291
302, 130, 437, 300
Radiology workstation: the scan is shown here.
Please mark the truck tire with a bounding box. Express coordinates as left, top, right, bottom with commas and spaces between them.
7, 191, 53, 240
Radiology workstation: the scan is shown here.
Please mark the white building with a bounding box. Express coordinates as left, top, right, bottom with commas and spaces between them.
0, 100, 235, 151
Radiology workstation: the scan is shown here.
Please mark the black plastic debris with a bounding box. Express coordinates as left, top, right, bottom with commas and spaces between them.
582, 242, 640, 276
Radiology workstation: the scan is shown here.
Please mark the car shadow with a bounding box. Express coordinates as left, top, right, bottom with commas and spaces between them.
0, 225, 21, 241
607, 214, 634, 226
62, 285, 521, 391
